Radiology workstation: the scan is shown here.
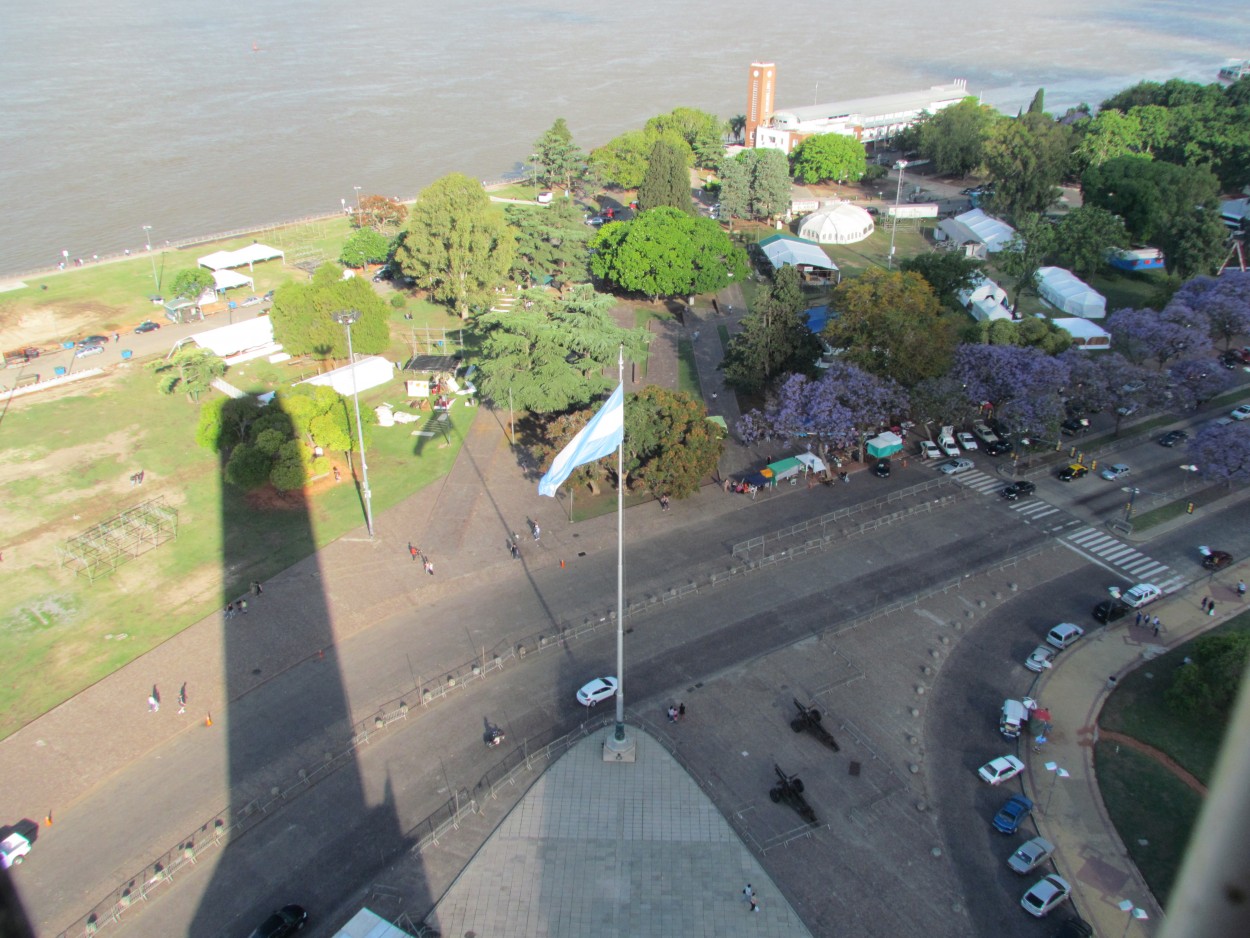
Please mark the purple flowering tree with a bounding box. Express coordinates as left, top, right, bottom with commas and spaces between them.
737, 362, 907, 452
1106, 305, 1213, 367
950, 344, 1069, 437
1172, 272, 1250, 350
1167, 358, 1235, 411
1189, 421, 1250, 487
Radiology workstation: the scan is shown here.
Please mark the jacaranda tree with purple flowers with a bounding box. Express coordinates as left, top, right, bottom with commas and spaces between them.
1168, 358, 1234, 411
1106, 305, 1213, 366
950, 344, 1069, 437
1189, 421, 1250, 487
1172, 272, 1250, 350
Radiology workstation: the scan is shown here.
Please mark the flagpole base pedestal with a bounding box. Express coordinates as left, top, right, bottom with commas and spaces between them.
602, 729, 637, 763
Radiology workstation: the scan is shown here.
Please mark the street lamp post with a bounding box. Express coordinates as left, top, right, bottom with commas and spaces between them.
332, 310, 374, 539
353, 186, 362, 216
888, 161, 908, 269
142, 225, 158, 290
1043, 761, 1070, 814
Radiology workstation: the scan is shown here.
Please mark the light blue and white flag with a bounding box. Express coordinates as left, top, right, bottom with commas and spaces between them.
538, 384, 624, 497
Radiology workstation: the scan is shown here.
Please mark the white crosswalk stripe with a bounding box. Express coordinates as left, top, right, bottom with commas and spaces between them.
950, 470, 1004, 495
1062, 525, 1182, 589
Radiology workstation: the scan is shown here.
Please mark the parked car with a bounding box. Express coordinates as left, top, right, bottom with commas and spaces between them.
972, 420, 999, 445
978, 754, 1026, 785
938, 436, 960, 457
1201, 549, 1233, 571
1220, 349, 1248, 369
576, 676, 618, 707
263, 289, 276, 301
1021, 874, 1072, 917
1118, 583, 1162, 608
1158, 429, 1188, 447
247, 904, 307, 938
1008, 836, 1055, 875
134, 320, 161, 333
937, 458, 974, 475
1100, 463, 1131, 481
1093, 599, 1131, 624
984, 439, 1013, 457
1046, 622, 1085, 650
1231, 404, 1250, 420
1001, 481, 1036, 501
919, 441, 942, 460
992, 794, 1033, 834
1056, 464, 1089, 481
1025, 645, 1057, 672
956, 431, 978, 451
74, 344, 104, 358
76, 335, 109, 348
873, 458, 891, 478
1060, 417, 1090, 436
241, 295, 262, 307
0, 830, 32, 869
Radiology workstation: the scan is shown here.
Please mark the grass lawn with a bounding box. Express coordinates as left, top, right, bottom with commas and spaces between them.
634, 306, 678, 379
1099, 614, 1250, 784
0, 364, 465, 738
1094, 740, 1202, 909
675, 339, 699, 395
1130, 484, 1229, 531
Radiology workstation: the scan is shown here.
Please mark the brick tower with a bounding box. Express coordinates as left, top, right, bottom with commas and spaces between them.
745, 62, 776, 147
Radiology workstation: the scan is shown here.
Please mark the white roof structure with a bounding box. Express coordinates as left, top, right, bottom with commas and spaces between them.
1053, 317, 1111, 348
958, 274, 1012, 322
212, 268, 253, 291
798, 203, 875, 245
1036, 267, 1106, 319
936, 210, 1016, 256
298, 355, 395, 397
192, 317, 276, 357
758, 234, 838, 272
332, 908, 415, 938
198, 243, 285, 270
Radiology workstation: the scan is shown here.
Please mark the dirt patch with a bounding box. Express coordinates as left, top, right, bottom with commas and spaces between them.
1099, 727, 1208, 796
0, 299, 127, 350
244, 461, 351, 511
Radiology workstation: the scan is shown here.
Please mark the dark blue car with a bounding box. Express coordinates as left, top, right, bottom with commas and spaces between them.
992, 794, 1033, 834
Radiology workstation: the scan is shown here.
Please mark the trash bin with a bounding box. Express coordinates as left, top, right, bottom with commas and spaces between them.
121, 349, 133, 360
54, 366, 66, 376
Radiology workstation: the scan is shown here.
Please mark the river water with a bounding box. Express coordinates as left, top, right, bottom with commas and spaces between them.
0, 0, 1246, 277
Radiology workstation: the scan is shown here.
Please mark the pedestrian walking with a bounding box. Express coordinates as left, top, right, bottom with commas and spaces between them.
1135, 611, 1143, 628
147, 694, 159, 713
178, 683, 187, 714
1153, 621, 1161, 637
409, 543, 419, 561
240, 599, 248, 615
678, 702, 686, 721
225, 602, 235, 619
1107, 675, 1118, 690
424, 558, 435, 576
1239, 580, 1246, 599
749, 896, 759, 913
509, 541, 519, 559
1201, 597, 1209, 611
1208, 601, 1216, 616
667, 705, 677, 723
743, 884, 753, 902
251, 581, 263, 596
532, 522, 541, 542
659, 494, 670, 511
333, 465, 341, 482
692, 330, 700, 341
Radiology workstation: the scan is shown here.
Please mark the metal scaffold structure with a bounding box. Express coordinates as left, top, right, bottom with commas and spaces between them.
58, 497, 180, 581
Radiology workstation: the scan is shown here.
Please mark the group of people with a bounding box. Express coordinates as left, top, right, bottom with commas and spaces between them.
666, 702, 687, 723
408, 543, 435, 575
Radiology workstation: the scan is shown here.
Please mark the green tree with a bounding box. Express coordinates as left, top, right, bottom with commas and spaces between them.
717, 155, 751, 229
1072, 108, 1144, 173
1026, 88, 1046, 115
918, 97, 999, 176
531, 118, 587, 192
339, 228, 392, 268
1053, 206, 1129, 279
790, 133, 867, 184
353, 195, 408, 232
225, 443, 272, 490
1158, 206, 1230, 280
152, 347, 226, 402
269, 264, 390, 359
504, 198, 592, 289
717, 149, 792, 227
995, 214, 1056, 312
473, 284, 650, 413
646, 107, 724, 169
169, 268, 216, 303
727, 114, 746, 145
624, 386, 723, 497
637, 139, 693, 214
1165, 631, 1250, 719
900, 252, 984, 310
196, 395, 261, 452
590, 207, 748, 299
825, 268, 955, 386
983, 112, 1071, 219
394, 172, 516, 319
720, 266, 821, 393
588, 130, 654, 190
269, 438, 309, 492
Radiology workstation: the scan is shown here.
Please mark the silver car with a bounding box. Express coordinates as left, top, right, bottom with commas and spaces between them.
937, 458, 974, 475
1025, 645, 1056, 672
1008, 836, 1055, 874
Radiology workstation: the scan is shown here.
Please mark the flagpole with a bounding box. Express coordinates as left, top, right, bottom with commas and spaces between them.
604, 344, 635, 761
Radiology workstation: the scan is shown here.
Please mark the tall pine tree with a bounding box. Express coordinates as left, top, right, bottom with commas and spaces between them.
638, 139, 693, 214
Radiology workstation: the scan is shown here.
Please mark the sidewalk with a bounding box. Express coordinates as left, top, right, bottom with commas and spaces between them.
1026, 565, 1244, 936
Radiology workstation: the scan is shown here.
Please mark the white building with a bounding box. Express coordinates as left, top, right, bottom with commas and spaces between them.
298, 356, 395, 397
754, 81, 970, 154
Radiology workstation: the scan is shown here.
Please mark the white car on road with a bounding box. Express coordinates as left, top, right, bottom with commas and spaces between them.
1020, 874, 1072, 917
576, 676, 618, 707
1231, 404, 1250, 420
957, 432, 978, 451
1025, 645, 1056, 672
1117, 583, 1162, 608
978, 754, 1026, 785
1046, 622, 1085, 650
938, 436, 960, 457
920, 441, 942, 460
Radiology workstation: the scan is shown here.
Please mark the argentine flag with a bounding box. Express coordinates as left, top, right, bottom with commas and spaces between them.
538, 384, 624, 497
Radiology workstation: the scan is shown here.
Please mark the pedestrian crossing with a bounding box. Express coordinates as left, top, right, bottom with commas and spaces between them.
950, 469, 1185, 590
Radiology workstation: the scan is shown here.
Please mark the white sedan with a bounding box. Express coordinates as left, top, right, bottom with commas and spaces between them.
920, 441, 942, 460
978, 754, 1026, 785
957, 432, 978, 451
576, 676, 618, 707
1025, 645, 1056, 672
1231, 404, 1250, 420
1020, 874, 1072, 917
939, 437, 960, 457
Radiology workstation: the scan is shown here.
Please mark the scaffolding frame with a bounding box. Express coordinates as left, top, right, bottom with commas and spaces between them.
58, 497, 180, 582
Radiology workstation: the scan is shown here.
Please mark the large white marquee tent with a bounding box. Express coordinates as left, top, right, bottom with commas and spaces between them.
798, 203, 875, 245
198, 243, 285, 271
935, 209, 1015, 257
1036, 267, 1106, 319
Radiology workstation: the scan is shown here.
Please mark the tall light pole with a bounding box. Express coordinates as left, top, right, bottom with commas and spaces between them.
353, 186, 362, 215
887, 160, 909, 270
332, 309, 374, 539
1117, 899, 1148, 938
1043, 761, 1070, 814
142, 225, 158, 290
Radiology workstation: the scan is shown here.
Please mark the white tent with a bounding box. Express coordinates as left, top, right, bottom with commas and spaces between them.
1053, 317, 1111, 349
192, 317, 276, 357
1036, 267, 1106, 319
935, 209, 1015, 257
958, 274, 1012, 322
212, 268, 253, 292
298, 356, 395, 397
795, 451, 827, 474
198, 243, 285, 271
798, 202, 875, 245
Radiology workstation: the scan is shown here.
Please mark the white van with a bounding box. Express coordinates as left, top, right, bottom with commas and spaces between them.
1000, 697, 1037, 738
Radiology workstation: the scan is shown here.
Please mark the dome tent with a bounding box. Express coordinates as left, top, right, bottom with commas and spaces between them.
798, 202, 875, 245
